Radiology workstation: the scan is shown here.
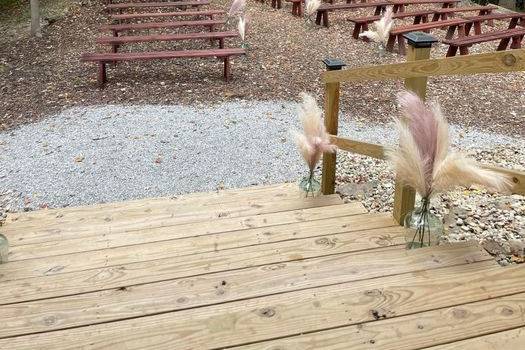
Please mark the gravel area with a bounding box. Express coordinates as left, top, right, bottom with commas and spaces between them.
1, 0, 524, 136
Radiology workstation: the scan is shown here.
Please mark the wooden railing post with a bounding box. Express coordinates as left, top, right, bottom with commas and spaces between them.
393, 32, 438, 225
321, 59, 346, 195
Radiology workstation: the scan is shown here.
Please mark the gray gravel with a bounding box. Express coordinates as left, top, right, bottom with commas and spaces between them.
0, 100, 523, 212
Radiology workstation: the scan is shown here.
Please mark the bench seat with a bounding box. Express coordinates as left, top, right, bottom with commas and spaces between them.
442, 28, 525, 56
315, 1, 389, 27
348, 10, 435, 39
106, 1, 210, 12
387, 18, 468, 54
97, 31, 239, 53
111, 10, 225, 23
431, 5, 497, 22
464, 13, 525, 35
81, 48, 246, 86
100, 19, 226, 35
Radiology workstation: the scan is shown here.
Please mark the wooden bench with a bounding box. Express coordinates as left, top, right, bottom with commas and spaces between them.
464, 13, 525, 36
100, 19, 226, 36
286, 0, 334, 17
389, 0, 460, 13
81, 48, 246, 86
315, 1, 389, 27
106, 1, 210, 13
431, 5, 497, 22
111, 10, 225, 23
97, 31, 238, 53
348, 9, 435, 39
442, 28, 525, 56
386, 18, 467, 54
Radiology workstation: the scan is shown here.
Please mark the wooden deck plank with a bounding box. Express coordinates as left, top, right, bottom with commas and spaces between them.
0, 216, 401, 304
8, 203, 366, 261
4, 194, 344, 246
0, 211, 392, 282
0, 243, 492, 338
232, 292, 525, 350
4, 182, 302, 227
3, 261, 521, 349
423, 326, 525, 350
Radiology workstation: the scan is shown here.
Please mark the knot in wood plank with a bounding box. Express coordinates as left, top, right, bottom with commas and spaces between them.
258, 307, 276, 318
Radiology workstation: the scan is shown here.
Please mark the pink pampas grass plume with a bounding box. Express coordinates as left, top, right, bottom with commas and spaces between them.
386, 91, 512, 198
292, 93, 337, 173
228, 0, 246, 17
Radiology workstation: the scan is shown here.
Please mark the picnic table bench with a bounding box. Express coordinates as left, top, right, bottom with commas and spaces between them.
111, 10, 225, 23
348, 9, 434, 39
431, 5, 497, 22
464, 12, 525, 36
81, 48, 246, 86
286, 0, 334, 17
386, 17, 467, 54
97, 31, 238, 53
106, 1, 210, 13
389, 0, 460, 13
100, 19, 226, 36
315, 1, 389, 27
442, 27, 525, 56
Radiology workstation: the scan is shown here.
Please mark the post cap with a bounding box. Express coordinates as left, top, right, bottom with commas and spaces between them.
322, 58, 346, 70
403, 32, 438, 48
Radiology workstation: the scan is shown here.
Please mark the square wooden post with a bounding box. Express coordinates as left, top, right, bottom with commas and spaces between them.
393, 32, 437, 225
321, 59, 346, 195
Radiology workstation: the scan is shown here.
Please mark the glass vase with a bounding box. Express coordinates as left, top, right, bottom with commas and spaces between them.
404, 197, 444, 249
378, 43, 386, 59
298, 173, 321, 197
0, 233, 8, 264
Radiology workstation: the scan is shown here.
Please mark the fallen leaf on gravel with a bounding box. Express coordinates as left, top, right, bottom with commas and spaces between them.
74, 155, 85, 162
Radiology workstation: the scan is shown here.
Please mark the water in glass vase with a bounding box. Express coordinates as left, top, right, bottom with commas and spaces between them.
0, 233, 8, 264
404, 198, 444, 249
298, 174, 321, 197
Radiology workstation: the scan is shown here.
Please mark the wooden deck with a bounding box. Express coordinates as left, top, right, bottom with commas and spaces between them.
0, 183, 524, 349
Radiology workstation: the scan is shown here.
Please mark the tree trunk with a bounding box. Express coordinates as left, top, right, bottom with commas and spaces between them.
30, 0, 41, 37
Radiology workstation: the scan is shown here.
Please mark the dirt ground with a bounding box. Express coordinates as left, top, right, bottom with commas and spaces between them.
0, 0, 524, 136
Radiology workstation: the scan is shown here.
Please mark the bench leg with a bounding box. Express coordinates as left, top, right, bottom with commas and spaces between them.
223, 57, 231, 82
465, 22, 472, 36
445, 25, 456, 40
361, 23, 370, 42
474, 22, 482, 35
459, 45, 469, 55
386, 34, 396, 52
508, 17, 519, 30
219, 38, 224, 49
397, 34, 406, 55
497, 37, 511, 51
510, 36, 523, 49
322, 11, 329, 27
315, 11, 322, 25
413, 15, 421, 25
446, 45, 458, 57
278, 0, 282, 9
431, 13, 440, 22
373, 6, 383, 16
422, 14, 428, 23
97, 62, 107, 88
352, 23, 362, 39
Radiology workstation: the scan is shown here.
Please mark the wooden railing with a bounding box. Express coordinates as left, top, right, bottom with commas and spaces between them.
320, 47, 525, 225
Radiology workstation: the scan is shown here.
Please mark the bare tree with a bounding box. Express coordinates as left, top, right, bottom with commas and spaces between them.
30, 0, 41, 37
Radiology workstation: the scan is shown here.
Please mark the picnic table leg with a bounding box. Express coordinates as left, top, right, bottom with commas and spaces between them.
352, 23, 362, 39
97, 62, 107, 88
322, 11, 329, 27
223, 56, 231, 82
446, 45, 458, 57
386, 34, 396, 52
397, 34, 406, 55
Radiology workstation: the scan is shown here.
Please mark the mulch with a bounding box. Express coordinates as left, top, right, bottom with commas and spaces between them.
0, 0, 524, 136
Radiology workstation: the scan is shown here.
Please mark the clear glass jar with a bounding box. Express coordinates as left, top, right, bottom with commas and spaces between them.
404, 198, 444, 249
298, 174, 321, 197
0, 233, 8, 264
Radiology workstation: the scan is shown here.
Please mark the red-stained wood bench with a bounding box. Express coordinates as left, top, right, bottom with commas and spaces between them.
286, 0, 334, 17
348, 9, 434, 39
111, 10, 225, 23
100, 19, 226, 36
106, 1, 210, 13
430, 5, 497, 22
386, 18, 468, 54
464, 12, 525, 36
97, 31, 238, 53
315, 1, 389, 27
81, 48, 246, 87
442, 27, 525, 56
388, 0, 460, 13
